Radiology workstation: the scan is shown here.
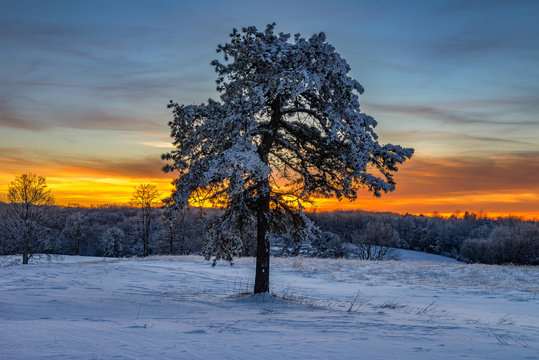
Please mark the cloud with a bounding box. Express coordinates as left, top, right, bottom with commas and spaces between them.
51, 156, 169, 179
0, 147, 170, 179
0, 147, 174, 205
381, 129, 534, 146
139, 141, 173, 148
0, 101, 49, 131
365, 101, 539, 127
0, 111, 47, 131
1, 80, 133, 91
0, 18, 79, 39
394, 153, 539, 196
429, 2, 539, 59
308, 152, 539, 216
431, 32, 513, 60
0, 100, 166, 132
67, 111, 163, 131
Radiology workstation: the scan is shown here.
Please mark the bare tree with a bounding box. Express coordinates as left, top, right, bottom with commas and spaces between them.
131, 184, 160, 256
160, 202, 205, 255
352, 220, 400, 260
62, 212, 86, 255
5, 173, 55, 264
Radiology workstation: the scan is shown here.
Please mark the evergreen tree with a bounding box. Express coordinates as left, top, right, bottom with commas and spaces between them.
163, 24, 413, 293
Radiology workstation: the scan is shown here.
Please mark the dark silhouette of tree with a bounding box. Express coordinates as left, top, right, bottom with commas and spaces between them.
160, 201, 205, 255
352, 220, 400, 260
163, 24, 414, 293
131, 184, 160, 256
5, 173, 54, 264
62, 212, 87, 255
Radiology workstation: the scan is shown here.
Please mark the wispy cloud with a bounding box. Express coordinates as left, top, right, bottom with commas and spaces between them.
0, 104, 166, 132
395, 153, 539, 196
0, 148, 169, 179
139, 141, 173, 148
382, 130, 534, 146
365, 101, 539, 127
430, 1, 539, 58
51, 156, 169, 179
0, 101, 48, 131
310, 152, 539, 215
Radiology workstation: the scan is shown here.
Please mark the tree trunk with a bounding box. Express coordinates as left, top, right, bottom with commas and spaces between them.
254, 188, 270, 293
253, 96, 280, 294
169, 230, 174, 255
142, 208, 150, 257
22, 229, 30, 265
75, 234, 80, 256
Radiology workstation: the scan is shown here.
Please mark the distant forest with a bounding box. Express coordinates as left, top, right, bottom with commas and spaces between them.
0, 203, 537, 265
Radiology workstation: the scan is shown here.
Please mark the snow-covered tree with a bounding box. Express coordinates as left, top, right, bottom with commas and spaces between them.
101, 227, 127, 258
4, 173, 55, 264
163, 24, 413, 293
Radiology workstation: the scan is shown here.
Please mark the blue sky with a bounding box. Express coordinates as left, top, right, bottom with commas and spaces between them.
1, 0, 538, 215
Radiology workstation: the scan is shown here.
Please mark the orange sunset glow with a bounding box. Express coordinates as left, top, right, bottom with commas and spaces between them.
1, 152, 537, 220
1, 1, 538, 220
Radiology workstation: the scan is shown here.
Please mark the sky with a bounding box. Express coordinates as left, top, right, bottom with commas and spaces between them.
1, 0, 538, 218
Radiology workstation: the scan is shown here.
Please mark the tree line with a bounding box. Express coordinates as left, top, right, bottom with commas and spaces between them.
1, 175, 536, 265
0, 173, 206, 263
308, 210, 538, 265
0, 191, 207, 261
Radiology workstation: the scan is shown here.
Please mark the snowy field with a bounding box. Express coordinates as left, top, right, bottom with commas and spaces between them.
1, 254, 538, 359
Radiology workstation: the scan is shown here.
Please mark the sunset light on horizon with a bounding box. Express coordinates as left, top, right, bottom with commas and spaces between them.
1, 0, 538, 219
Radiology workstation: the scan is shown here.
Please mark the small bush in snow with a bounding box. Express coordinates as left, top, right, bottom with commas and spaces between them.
309, 231, 345, 258
351, 220, 400, 260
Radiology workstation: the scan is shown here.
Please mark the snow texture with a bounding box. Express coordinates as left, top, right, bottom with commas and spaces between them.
1, 254, 537, 359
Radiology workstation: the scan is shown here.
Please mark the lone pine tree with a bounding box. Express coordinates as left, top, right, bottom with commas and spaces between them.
163, 24, 413, 293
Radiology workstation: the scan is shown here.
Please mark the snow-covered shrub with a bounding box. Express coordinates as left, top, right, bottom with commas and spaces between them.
101, 227, 128, 258
203, 215, 244, 265
308, 231, 345, 258
273, 234, 304, 257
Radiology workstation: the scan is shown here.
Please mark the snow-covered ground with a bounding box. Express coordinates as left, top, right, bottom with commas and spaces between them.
393, 248, 461, 263
1, 254, 537, 359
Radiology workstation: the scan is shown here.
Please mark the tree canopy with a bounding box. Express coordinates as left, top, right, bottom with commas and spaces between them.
163, 24, 413, 292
